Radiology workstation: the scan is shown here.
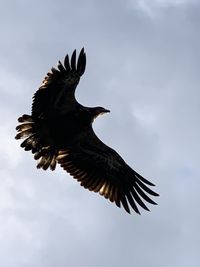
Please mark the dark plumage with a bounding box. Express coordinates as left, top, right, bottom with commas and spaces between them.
15, 48, 159, 214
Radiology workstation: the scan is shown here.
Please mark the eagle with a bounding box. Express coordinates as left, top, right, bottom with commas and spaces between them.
15, 48, 159, 214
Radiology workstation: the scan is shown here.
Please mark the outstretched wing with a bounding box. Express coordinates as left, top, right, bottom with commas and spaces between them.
32, 48, 86, 119
57, 128, 159, 214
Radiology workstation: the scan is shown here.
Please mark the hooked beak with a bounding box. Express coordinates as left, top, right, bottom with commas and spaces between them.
103, 109, 110, 114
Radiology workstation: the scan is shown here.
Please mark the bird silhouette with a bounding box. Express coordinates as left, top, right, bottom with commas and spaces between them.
15, 48, 159, 214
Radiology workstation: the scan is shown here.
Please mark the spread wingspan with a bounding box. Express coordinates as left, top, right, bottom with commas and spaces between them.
15, 48, 159, 214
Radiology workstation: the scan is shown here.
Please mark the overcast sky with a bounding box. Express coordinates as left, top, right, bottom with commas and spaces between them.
0, 0, 200, 266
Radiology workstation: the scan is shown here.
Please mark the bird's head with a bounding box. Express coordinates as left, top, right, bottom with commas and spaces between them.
91, 106, 110, 120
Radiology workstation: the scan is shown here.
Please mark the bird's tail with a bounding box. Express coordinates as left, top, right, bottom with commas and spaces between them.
15, 114, 57, 170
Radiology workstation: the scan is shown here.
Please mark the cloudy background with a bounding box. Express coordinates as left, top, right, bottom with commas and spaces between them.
0, 0, 200, 266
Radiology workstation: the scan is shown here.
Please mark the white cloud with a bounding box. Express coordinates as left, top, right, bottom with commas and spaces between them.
0, 123, 22, 169
132, 105, 157, 127
0, 0, 200, 266
131, 0, 198, 18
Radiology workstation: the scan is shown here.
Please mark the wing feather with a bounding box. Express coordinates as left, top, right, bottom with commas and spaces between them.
32, 48, 86, 119
71, 50, 76, 71
77, 48, 86, 76
120, 194, 130, 214
130, 188, 150, 211
57, 128, 159, 214
126, 191, 140, 214
64, 54, 71, 72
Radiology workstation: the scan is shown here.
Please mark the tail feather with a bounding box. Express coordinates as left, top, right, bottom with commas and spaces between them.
16, 123, 33, 132
15, 114, 57, 171
18, 114, 33, 123
21, 135, 38, 150
15, 129, 33, 140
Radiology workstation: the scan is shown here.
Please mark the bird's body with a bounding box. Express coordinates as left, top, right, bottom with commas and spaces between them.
16, 48, 159, 214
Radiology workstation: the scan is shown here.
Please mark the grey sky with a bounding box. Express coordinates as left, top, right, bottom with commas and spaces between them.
0, 0, 200, 266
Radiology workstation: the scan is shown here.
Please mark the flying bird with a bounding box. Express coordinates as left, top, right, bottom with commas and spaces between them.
15, 48, 159, 214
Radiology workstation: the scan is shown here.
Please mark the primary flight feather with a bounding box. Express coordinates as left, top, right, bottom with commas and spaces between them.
15, 48, 159, 214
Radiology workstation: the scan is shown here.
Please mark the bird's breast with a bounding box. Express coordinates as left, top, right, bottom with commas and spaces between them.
46, 109, 91, 147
